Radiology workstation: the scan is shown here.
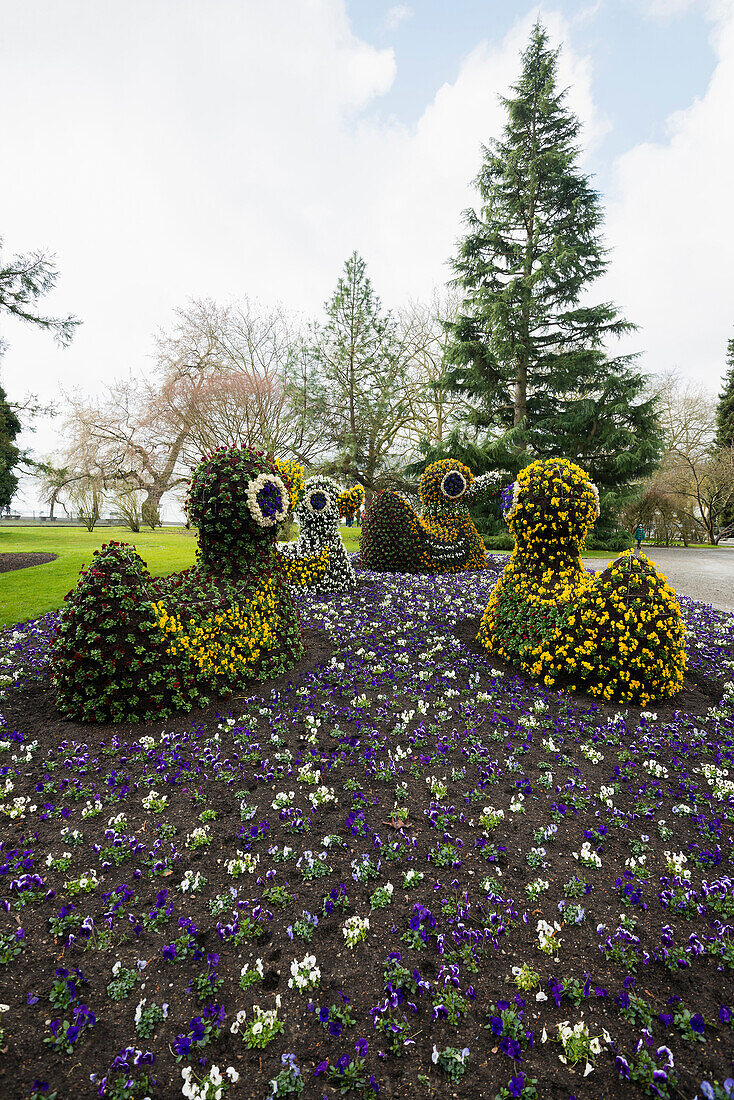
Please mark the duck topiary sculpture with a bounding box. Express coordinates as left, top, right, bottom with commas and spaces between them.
52, 445, 305, 722
476, 457, 686, 704
360, 459, 492, 573
338, 483, 364, 525
278, 475, 357, 592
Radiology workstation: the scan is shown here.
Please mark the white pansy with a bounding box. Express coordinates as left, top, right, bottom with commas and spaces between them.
245, 472, 288, 527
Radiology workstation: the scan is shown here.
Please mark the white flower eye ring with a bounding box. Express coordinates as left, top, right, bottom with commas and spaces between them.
245, 473, 289, 527
304, 488, 331, 514
440, 469, 467, 500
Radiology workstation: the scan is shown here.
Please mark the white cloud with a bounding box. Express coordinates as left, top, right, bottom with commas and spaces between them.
637, 0, 734, 21
385, 4, 413, 30
601, 1, 734, 389
0, 1, 603, 511
0, 0, 397, 482
641, 0, 699, 18
346, 7, 608, 305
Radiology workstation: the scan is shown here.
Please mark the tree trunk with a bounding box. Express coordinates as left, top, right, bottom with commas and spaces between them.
142, 491, 163, 529
514, 360, 528, 429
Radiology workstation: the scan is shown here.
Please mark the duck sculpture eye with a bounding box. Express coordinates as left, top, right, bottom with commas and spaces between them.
245, 473, 289, 527
305, 489, 330, 513
441, 469, 467, 499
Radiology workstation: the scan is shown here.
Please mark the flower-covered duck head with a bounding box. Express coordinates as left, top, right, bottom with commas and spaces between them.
419, 459, 473, 511
504, 458, 600, 550
294, 475, 342, 531
187, 445, 289, 573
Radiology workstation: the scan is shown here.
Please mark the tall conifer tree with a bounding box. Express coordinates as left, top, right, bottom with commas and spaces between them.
715, 335, 734, 450
442, 23, 661, 530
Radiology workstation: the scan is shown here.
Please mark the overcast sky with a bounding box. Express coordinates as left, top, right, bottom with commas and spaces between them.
1, 0, 733, 511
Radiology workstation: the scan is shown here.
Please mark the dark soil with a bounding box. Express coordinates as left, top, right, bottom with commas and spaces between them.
0, 552, 58, 573
0, 585, 732, 1099
454, 615, 728, 721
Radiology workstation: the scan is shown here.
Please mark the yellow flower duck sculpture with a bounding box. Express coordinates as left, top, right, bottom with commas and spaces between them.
476, 458, 686, 704
360, 459, 492, 573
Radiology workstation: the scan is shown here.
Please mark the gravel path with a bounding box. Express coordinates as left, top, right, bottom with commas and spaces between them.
583, 546, 734, 612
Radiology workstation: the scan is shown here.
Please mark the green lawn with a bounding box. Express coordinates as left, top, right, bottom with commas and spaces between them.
0, 522, 695, 627
0, 524, 365, 627
340, 525, 361, 551
0, 526, 199, 627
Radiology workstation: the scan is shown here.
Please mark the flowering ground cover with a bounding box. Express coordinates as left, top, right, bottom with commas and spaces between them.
0, 557, 733, 1099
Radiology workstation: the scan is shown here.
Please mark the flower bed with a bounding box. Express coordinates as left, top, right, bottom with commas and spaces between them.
0, 560, 733, 1098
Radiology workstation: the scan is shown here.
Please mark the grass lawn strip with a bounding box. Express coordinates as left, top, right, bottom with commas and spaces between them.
0, 527, 362, 628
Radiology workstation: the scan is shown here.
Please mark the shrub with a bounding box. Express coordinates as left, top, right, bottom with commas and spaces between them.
483, 533, 514, 551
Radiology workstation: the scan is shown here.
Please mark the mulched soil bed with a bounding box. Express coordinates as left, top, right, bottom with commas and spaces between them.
0, 563, 732, 1099
0, 553, 58, 573
454, 616, 728, 721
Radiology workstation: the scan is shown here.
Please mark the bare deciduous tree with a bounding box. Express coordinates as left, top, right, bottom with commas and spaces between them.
158, 299, 323, 465
634, 374, 734, 544
396, 291, 476, 454
55, 297, 325, 522
665, 446, 734, 544
62, 376, 193, 526
111, 483, 145, 532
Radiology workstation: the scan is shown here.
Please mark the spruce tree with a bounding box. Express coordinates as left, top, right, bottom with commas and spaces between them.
309, 252, 410, 501
715, 335, 734, 450
0, 383, 21, 509
442, 23, 661, 537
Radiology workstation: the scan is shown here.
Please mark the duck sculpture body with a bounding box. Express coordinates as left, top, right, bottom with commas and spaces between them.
477, 458, 686, 704
52, 446, 305, 722
278, 475, 357, 592
360, 459, 490, 573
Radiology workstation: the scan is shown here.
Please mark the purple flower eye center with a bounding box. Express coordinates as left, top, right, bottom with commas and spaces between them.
443, 472, 465, 498
256, 480, 284, 519
310, 491, 328, 511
